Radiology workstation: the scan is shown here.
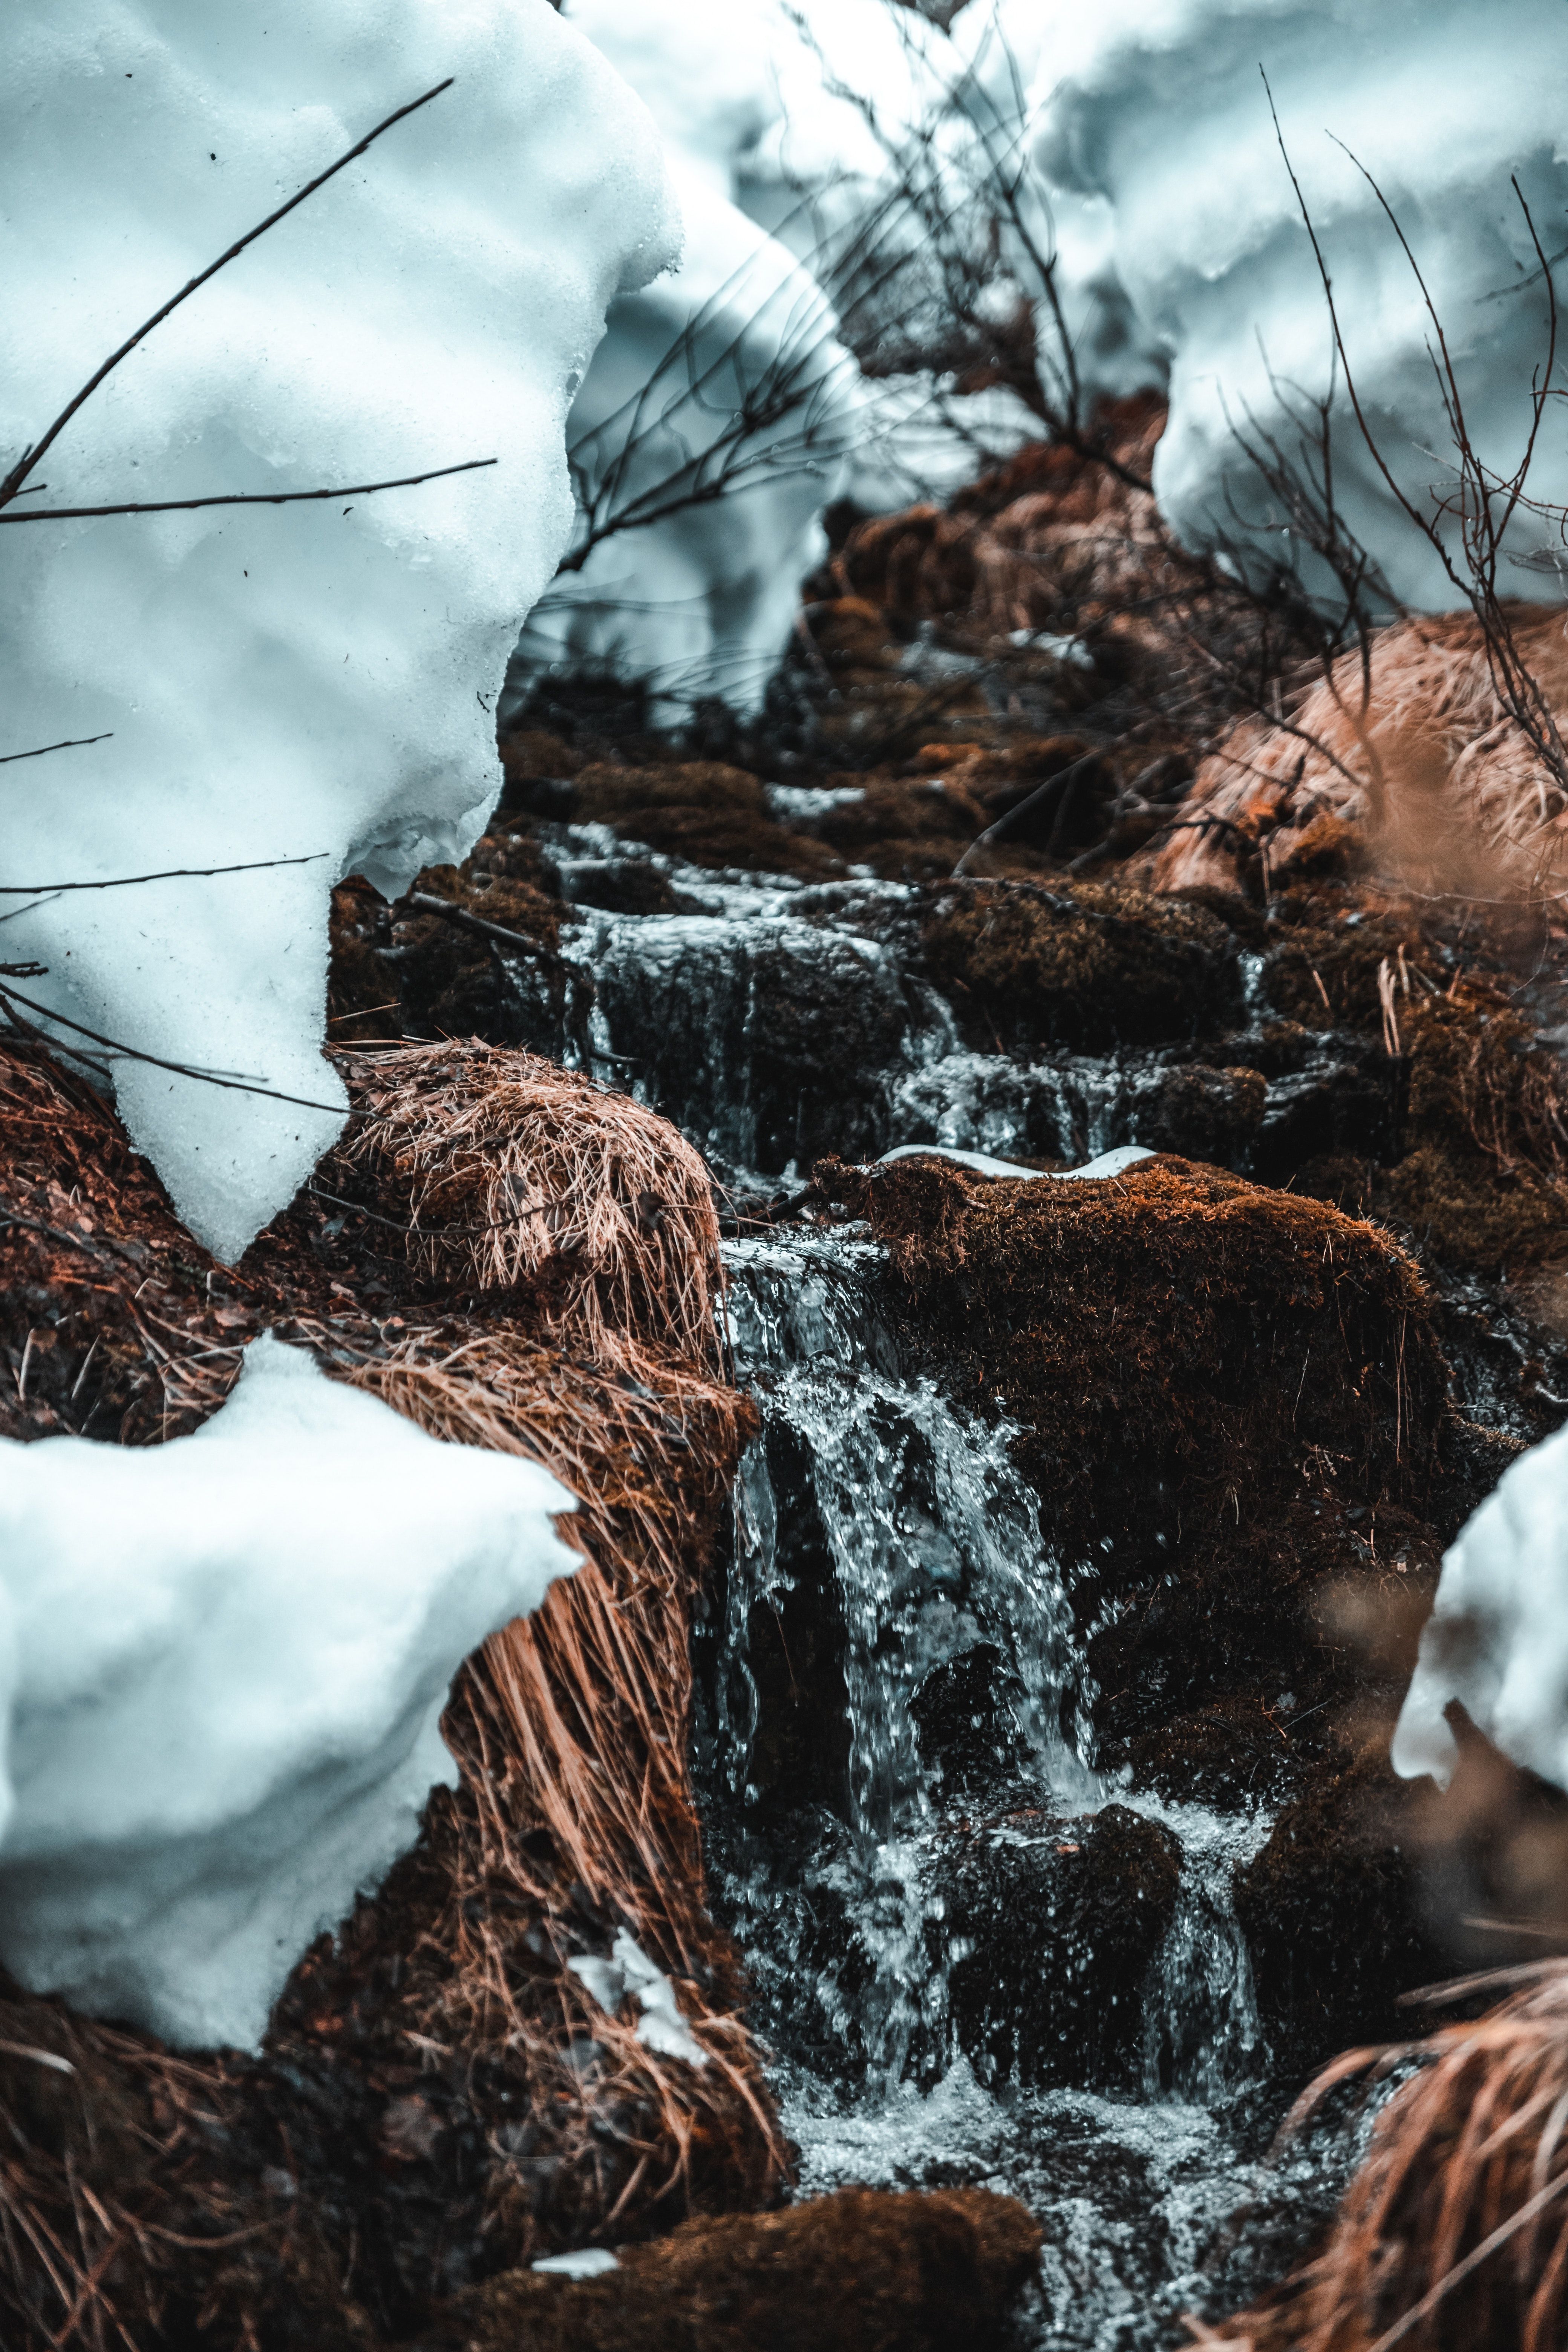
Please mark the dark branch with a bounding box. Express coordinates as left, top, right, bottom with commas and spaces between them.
0, 79, 455, 507
0, 980, 345, 1115
0, 853, 328, 896
0, 458, 496, 525
0, 732, 113, 765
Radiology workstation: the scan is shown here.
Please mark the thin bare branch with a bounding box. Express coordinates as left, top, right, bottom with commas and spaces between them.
0, 734, 113, 766
0, 456, 496, 526
0, 79, 455, 507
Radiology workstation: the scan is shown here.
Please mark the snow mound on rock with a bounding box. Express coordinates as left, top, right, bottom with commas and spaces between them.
1023, 0, 1568, 608
1394, 1417, 1568, 1795
0, 0, 678, 1263
0, 1335, 580, 2052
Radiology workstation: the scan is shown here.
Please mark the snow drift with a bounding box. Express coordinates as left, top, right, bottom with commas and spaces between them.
1395, 1416, 1568, 1796
0, 0, 677, 1263
509, 0, 1043, 724
508, 0, 874, 725
0, 1335, 580, 2052
1022, 0, 1568, 608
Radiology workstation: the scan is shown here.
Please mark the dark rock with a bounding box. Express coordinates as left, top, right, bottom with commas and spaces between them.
920, 878, 1243, 1053
421, 2185, 1043, 2352
911, 1643, 1031, 1801
1139, 1063, 1266, 1167
930, 1801, 1182, 2092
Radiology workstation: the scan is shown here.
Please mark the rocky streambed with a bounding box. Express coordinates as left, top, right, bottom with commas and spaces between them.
328, 775, 1568, 2345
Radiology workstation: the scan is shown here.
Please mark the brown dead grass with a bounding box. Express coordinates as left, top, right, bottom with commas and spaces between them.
1210, 1964, 1568, 2352
334, 1041, 723, 1372
1151, 607, 1568, 903
0, 1035, 786, 2350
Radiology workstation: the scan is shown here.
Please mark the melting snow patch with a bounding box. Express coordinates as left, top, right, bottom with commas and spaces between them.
1395, 1418, 1568, 1793
0, 1335, 580, 2052
533, 2248, 620, 2278
876, 1143, 1154, 1181
568, 1930, 709, 2067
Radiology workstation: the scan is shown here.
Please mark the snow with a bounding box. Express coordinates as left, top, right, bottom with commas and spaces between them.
877, 1143, 1155, 1182
0, 0, 678, 1263
534, 2248, 620, 2278
506, 180, 861, 724
0, 1335, 580, 2052
508, 0, 1048, 722
1394, 1417, 1568, 1795
1019, 0, 1568, 608
568, 1929, 709, 2067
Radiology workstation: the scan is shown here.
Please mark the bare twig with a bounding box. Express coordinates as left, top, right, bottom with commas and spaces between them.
0, 457, 496, 526
0, 735, 113, 766
0, 79, 456, 509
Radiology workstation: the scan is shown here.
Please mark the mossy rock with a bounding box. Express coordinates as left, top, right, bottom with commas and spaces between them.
929, 1801, 1182, 2092
423, 2187, 1043, 2352
920, 879, 1242, 1052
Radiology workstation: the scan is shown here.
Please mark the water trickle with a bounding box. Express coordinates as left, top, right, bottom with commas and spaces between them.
1130, 1799, 1271, 2103
715, 1229, 1099, 2088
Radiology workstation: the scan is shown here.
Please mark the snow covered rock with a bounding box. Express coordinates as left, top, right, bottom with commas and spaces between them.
0, 1335, 580, 2051
509, 0, 897, 724
515, 0, 1050, 721
1394, 1419, 1568, 1796
1023, 0, 1568, 608
0, 0, 678, 1263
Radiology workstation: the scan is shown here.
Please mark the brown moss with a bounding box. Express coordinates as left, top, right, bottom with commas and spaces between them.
424, 2187, 1043, 2352
559, 760, 844, 880
1234, 1749, 1447, 2075
920, 877, 1241, 1051
828, 1150, 1443, 1547
328, 815, 571, 1047
802, 772, 989, 880
810, 1151, 1453, 1827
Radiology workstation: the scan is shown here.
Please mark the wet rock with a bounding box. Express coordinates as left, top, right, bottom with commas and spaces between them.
1233, 1751, 1446, 2079
828, 1151, 1447, 1595
514, 758, 845, 882
911, 1643, 1032, 1801
736, 1424, 853, 1819
420, 2185, 1043, 2352
930, 1802, 1182, 2092
921, 878, 1243, 1053
1138, 1064, 1266, 1167
569, 911, 948, 1174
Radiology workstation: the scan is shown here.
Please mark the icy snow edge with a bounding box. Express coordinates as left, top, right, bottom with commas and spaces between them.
1394, 1415, 1568, 1795
0, 1335, 581, 2052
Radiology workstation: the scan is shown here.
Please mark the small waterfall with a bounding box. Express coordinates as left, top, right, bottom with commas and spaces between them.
717, 1229, 1096, 2088
1132, 1799, 1270, 2103
710, 1224, 1279, 2125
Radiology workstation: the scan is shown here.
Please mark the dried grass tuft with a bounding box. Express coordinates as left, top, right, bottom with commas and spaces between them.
1208, 1962, 1568, 2352
333, 1040, 723, 1370
1152, 606, 1568, 903
0, 1034, 786, 2346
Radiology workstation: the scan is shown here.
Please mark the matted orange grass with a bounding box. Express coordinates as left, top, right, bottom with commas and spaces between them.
0, 1034, 789, 2345
334, 1041, 723, 1371
1204, 1962, 1568, 2352
1152, 607, 1568, 904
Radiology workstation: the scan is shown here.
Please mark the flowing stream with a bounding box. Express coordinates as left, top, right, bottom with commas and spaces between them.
692, 1225, 1316, 2344
516, 834, 1396, 2344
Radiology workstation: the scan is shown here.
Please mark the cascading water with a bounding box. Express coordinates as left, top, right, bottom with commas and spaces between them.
713, 1231, 1097, 2090
697, 1222, 1316, 2347
504, 833, 1410, 2344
